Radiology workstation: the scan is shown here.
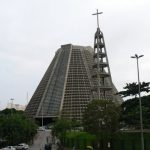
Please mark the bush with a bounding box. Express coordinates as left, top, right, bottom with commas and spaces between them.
62, 131, 96, 150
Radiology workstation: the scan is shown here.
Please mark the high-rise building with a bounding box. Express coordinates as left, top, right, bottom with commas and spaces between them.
25, 44, 121, 122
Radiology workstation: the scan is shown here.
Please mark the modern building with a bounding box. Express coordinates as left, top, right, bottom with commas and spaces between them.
6, 103, 26, 111
25, 44, 121, 122
25, 11, 122, 122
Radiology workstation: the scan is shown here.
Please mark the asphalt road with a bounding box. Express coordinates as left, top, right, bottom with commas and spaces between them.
30, 130, 57, 150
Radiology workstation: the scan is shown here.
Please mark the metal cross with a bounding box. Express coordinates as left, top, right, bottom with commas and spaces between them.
92, 9, 103, 28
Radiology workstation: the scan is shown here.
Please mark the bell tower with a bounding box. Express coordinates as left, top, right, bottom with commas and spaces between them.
92, 10, 113, 100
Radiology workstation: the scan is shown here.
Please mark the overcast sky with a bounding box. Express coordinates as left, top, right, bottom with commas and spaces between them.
0, 0, 150, 109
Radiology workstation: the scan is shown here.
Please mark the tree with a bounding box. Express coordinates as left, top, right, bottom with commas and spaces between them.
52, 118, 81, 138
52, 118, 72, 137
82, 100, 120, 138
117, 81, 150, 129
117, 82, 150, 98
0, 109, 37, 145
120, 95, 150, 129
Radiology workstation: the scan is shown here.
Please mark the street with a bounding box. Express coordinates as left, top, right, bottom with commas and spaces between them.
30, 130, 58, 150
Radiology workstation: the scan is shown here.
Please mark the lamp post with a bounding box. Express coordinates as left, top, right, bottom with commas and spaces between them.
42, 104, 43, 127
131, 54, 144, 150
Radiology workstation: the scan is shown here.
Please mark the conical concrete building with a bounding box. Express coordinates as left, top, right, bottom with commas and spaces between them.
25, 11, 122, 122
25, 44, 121, 122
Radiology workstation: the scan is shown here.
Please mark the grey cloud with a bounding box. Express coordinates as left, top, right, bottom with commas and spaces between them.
0, 0, 150, 109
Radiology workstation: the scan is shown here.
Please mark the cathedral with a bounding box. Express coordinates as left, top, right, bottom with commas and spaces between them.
25, 11, 122, 122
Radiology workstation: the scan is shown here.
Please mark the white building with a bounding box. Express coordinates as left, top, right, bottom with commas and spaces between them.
6, 103, 26, 111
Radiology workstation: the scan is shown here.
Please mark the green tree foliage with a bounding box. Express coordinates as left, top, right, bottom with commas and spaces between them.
120, 95, 150, 129
52, 118, 81, 138
53, 118, 71, 137
117, 82, 150, 98
0, 109, 37, 145
65, 131, 96, 149
82, 100, 120, 139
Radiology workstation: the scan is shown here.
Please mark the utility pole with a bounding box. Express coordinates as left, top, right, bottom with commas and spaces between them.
42, 104, 43, 127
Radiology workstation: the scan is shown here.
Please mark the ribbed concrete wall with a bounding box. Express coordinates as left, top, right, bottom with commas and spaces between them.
61, 45, 93, 120
25, 44, 122, 121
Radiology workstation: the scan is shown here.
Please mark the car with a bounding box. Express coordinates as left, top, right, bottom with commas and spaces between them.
37, 126, 45, 131
1, 146, 16, 150
15, 143, 29, 150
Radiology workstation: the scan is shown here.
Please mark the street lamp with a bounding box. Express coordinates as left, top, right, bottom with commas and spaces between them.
42, 104, 43, 127
131, 54, 144, 150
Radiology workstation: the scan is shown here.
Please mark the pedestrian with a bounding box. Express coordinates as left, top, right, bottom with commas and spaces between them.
49, 143, 52, 150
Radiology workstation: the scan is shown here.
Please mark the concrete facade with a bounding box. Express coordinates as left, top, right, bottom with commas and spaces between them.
25, 44, 121, 121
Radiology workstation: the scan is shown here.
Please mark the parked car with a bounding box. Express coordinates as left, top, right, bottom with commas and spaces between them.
15, 143, 29, 150
37, 126, 45, 131
0, 146, 16, 150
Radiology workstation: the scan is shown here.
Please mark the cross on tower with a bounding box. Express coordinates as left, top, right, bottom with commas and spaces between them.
92, 9, 103, 28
